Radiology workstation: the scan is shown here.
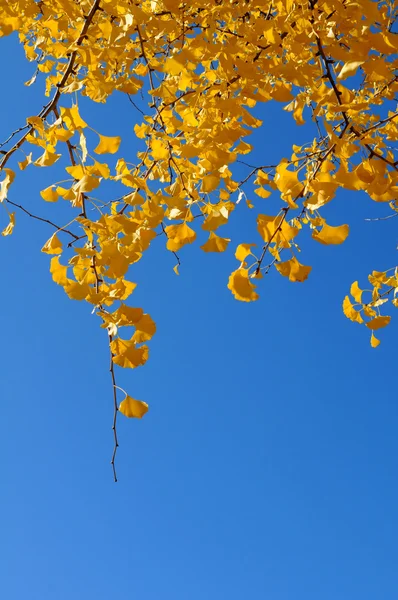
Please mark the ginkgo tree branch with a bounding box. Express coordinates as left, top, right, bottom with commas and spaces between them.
0, 125, 29, 151
0, 0, 101, 171
109, 332, 119, 483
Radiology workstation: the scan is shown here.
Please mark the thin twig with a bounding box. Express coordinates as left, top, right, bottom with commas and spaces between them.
127, 94, 146, 116
5, 198, 80, 239
161, 222, 181, 265
365, 213, 398, 222
0, 125, 29, 150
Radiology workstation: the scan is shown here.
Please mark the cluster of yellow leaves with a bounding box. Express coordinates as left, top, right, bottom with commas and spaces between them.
0, 0, 397, 436
344, 271, 398, 347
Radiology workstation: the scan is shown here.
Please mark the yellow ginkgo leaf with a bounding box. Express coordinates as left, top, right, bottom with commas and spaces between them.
0, 168, 15, 202
366, 315, 391, 330
227, 268, 259, 302
200, 232, 230, 252
112, 304, 144, 327
119, 395, 149, 418
165, 222, 196, 252
235, 243, 256, 262
202, 175, 220, 193
151, 139, 169, 160
40, 186, 58, 202
370, 333, 381, 348
111, 338, 149, 369
338, 61, 364, 80
1, 212, 15, 236
163, 56, 185, 75
64, 280, 90, 301
73, 174, 101, 193
60, 105, 87, 130
342, 296, 364, 323
254, 187, 272, 198
173, 264, 180, 275
133, 314, 157, 343
94, 134, 121, 155
53, 128, 73, 142
18, 153, 33, 171
274, 161, 302, 207
41, 234, 62, 255
34, 149, 61, 167
312, 223, 349, 245
275, 257, 311, 282
65, 164, 85, 179
50, 256, 68, 286
350, 281, 362, 303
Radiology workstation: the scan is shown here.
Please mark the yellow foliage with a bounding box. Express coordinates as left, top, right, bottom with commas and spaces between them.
1, 0, 397, 476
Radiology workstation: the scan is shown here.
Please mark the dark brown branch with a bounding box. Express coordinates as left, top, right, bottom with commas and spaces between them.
0, 125, 29, 150
109, 333, 119, 483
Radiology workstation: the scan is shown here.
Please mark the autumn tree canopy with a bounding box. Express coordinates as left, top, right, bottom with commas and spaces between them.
0, 0, 397, 478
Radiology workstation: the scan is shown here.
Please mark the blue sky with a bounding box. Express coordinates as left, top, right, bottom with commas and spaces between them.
1, 32, 398, 600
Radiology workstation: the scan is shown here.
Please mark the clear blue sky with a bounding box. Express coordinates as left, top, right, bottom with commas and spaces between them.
1, 33, 398, 600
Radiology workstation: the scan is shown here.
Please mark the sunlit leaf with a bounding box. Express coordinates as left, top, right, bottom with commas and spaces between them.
227, 268, 259, 302
94, 134, 121, 155
119, 396, 149, 418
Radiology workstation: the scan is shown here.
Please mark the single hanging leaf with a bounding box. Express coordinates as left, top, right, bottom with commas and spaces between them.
312, 223, 349, 245
227, 268, 259, 302
133, 314, 157, 343
0, 169, 15, 202
370, 333, 381, 348
94, 134, 121, 155
41, 234, 63, 255
18, 153, 33, 171
350, 281, 363, 303
50, 256, 68, 286
1, 212, 15, 236
119, 396, 149, 418
235, 243, 256, 262
40, 186, 58, 202
366, 315, 391, 330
